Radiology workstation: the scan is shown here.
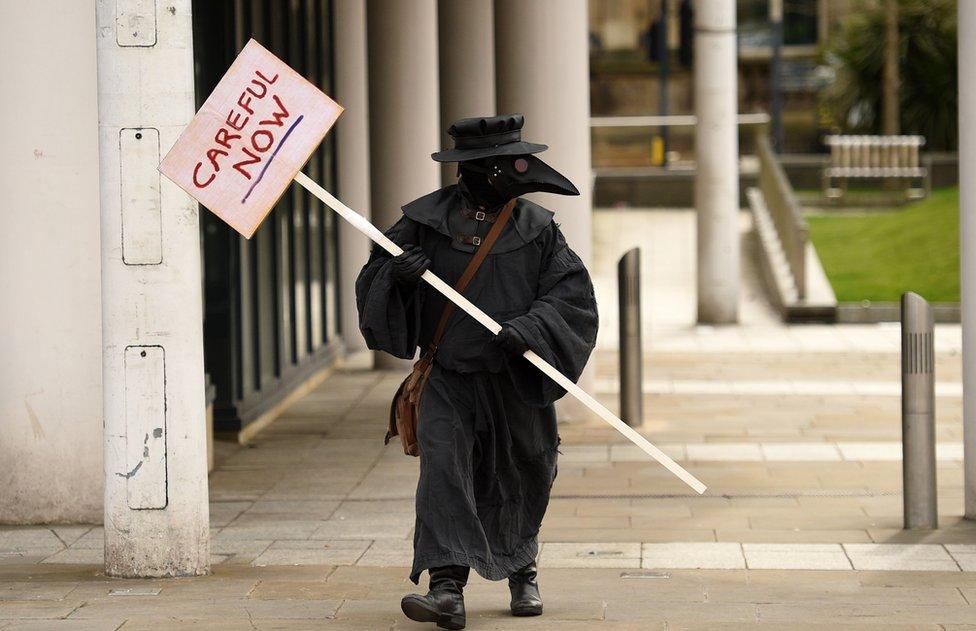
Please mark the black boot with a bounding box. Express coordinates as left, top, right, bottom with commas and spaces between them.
509, 561, 543, 616
401, 565, 469, 630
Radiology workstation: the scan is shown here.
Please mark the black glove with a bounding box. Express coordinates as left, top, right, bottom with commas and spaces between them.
391, 244, 430, 285
494, 324, 529, 357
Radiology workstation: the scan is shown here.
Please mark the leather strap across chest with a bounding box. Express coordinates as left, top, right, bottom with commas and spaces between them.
460, 207, 500, 223
425, 197, 517, 356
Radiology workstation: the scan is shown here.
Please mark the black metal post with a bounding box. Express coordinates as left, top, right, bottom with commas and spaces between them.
618, 248, 643, 427
658, 0, 670, 164
770, 0, 784, 152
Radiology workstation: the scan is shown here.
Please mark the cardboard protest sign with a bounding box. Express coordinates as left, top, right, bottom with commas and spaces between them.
159, 39, 342, 238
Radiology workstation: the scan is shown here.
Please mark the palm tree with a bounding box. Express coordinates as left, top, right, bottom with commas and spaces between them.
819, 0, 957, 151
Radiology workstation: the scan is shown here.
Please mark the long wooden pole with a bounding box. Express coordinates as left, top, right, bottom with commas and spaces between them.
294, 172, 707, 495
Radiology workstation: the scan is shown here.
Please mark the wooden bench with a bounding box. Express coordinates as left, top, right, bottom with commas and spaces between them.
823, 135, 929, 199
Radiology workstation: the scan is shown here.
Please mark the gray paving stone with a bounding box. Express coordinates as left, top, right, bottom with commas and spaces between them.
641, 543, 745, 569
540, 543, 641, 568
837, 442, 903, 461
742, 543, 852, 570
610, 443, 685, 462
0, 529, 64, 556
49, 528, 93, 548
251, 540, 369, 566
3, 621, 125, 631
760, 443, 842, 462
843, 544, 960, 571
685, 444, 762, 462
946, 544, 976, 571
0, 581, 78, 601
209, 537, 273, 557
41, 549, 102, 565
67, 529, 103, 551
217, 521, 322, 541
354, 540, 412, 567
560, 444, 610, 463
308, 514, 413, 540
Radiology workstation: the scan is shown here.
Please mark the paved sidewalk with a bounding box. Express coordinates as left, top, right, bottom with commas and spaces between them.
4, 348, 976, 628
2, 209, 975, 628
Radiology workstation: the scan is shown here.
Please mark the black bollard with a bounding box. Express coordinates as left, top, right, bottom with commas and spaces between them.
618, 248, 643, 427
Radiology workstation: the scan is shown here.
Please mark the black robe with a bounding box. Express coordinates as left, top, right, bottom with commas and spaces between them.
355, 184, 599, 583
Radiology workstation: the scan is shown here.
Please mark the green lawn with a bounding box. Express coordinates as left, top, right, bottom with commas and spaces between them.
806, 187, 960, 303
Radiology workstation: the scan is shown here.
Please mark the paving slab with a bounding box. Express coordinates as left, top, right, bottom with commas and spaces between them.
760, 443, 842, 461
843, 544, 960, 571
741, 543, 852, 570
354, 540, 412, 568
251, 540, 369, 567
641, 543, 745, 570
540, 543, 641, 568
947, 545, 976, 571
685, 443, 763, 462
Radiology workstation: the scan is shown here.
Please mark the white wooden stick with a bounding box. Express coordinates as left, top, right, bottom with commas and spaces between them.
294, 172, 707, 495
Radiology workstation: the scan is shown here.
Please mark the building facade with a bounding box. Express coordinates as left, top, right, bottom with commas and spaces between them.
0, 0, 593, 528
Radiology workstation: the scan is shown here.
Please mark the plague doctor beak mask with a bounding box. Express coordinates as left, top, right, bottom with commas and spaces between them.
432, 114, 580, 203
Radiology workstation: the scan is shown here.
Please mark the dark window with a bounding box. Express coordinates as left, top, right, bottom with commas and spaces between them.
193, 0, 340, 431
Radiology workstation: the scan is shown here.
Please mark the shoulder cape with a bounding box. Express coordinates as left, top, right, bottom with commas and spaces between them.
400, 185, 554, 254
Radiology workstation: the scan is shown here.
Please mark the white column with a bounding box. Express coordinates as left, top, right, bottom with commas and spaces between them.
494, 0, 592, 270
960, 1, 976, 519
336, 0, 373, 357
97, 0, 209, 576
694, 0, 740, 324
367, 0, 441, 367
438, 0, 496, 185
495, 0, 594, 418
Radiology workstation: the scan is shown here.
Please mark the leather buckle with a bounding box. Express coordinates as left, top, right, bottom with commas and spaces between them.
475, 210, 486, 221
472, 236, 482, 246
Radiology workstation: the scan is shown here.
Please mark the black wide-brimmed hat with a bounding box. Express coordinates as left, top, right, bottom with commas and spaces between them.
431, 114, 548, 162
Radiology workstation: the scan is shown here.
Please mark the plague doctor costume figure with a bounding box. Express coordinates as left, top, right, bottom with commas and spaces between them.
355, 114, 598, 630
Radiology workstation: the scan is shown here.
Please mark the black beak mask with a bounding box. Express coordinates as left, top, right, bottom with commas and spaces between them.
458, 154, 580, 206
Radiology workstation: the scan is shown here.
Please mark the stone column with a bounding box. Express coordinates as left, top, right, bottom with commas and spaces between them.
494, 0, 592, 270
495, 0, 595, 417
96, 0, 210, 576
335, 0, 373, 357
959, 0, 976, 519
367, 0, 441, 367
438, 0, 496, 185
694, 0, 740, 324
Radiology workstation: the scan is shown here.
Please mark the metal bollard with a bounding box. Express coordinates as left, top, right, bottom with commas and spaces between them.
618, 248, 643, 427
901, 291, 938, 529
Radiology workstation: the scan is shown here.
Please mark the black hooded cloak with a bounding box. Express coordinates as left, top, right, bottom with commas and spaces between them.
355, 183, 598, 583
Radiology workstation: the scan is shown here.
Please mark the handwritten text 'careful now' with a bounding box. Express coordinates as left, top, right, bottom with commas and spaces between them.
191, 68, 293, 190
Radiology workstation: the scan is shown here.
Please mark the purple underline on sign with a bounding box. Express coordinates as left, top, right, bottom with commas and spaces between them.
241, 113, 305, 204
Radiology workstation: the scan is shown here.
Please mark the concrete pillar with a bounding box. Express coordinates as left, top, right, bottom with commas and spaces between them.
495, 0, 594, 416
694, 0, 740, 324
960, 1, 976, 519
367, 0, 441, 367
336, 0, 373, 357
494, 0, 592, 274
438, 0, 496, 185
96, 0, 210, 576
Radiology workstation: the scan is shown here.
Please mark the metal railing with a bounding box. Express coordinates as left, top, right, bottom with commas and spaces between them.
755, 132, 808, 299
590, 113, 771, 128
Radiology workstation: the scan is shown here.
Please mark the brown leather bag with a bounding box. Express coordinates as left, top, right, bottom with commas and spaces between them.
386, 198, 517, 456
